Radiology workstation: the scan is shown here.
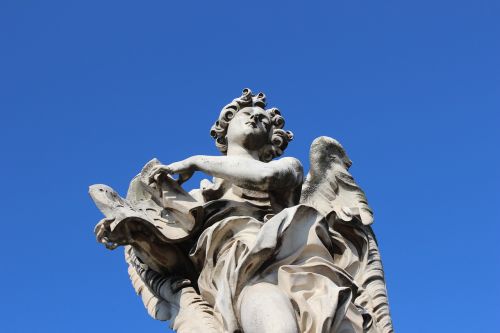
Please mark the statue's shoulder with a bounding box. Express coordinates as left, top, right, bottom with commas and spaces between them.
269, 156, 304, 184
277, 156, 303, 168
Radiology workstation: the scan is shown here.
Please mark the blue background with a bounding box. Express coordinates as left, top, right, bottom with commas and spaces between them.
1, 1, 498, 332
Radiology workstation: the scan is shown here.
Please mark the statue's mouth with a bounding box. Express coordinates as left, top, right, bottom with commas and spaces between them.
245, 121, 257, 128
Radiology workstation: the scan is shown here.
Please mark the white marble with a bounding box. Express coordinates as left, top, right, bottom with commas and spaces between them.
90, 89, 394, 333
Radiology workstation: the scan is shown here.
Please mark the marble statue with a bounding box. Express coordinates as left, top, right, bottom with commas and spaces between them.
90, 89, 394, 333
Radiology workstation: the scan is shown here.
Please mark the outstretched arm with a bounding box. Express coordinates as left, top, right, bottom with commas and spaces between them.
149, 155, 303, 192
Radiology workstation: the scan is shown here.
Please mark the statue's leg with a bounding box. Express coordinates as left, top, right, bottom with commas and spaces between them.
239, 282, 298, 333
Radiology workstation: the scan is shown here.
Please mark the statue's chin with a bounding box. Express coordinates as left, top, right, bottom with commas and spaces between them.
242, 138, 268, 152
228, 130, 268, 152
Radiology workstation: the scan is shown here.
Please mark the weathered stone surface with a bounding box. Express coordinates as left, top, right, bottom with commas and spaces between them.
90, 88, 394, 333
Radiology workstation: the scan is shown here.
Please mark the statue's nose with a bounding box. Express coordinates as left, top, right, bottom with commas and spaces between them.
251, 112, 262, 120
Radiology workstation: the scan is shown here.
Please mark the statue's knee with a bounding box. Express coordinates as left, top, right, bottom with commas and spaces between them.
239, 282, 298, 333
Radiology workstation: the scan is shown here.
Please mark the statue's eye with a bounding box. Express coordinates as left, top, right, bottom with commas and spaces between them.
260, 116, 270, 127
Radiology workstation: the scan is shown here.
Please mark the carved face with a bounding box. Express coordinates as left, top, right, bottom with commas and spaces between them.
226, 107, 272, 152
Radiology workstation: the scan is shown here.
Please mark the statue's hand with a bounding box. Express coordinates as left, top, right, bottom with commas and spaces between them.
148, 157, 196, 185
94, 217, 118, 250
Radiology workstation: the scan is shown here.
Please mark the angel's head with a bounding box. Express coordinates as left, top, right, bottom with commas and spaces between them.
210, 88, 293, 162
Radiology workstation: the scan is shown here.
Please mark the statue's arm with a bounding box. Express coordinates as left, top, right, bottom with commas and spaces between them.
151, 155, 303, 192
194, 155, 303, 191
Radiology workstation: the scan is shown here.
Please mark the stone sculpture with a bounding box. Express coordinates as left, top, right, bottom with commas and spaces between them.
90, 88, 394, 333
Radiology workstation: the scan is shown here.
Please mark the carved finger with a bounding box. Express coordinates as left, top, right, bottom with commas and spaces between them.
148, 167, 161, 183
105, 242, 119, 250
94, 217, 114, 236
95, 226, 106, 242
100, 236, 118, 250
101, 236, 110, 244
93, 223, 102, 236
148, 165, 172, 183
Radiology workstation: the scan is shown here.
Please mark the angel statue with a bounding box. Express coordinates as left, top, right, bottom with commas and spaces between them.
90, 88, 394, 333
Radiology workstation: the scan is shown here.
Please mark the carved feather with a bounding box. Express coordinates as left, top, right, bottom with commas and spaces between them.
124, 246, 177, 321
124, 246, 223, 332
300, 136, 373, 225
359, 228, 394, 333
300, 136, 393, 333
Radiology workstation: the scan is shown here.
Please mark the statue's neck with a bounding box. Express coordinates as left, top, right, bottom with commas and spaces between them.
226, 145, 260, 160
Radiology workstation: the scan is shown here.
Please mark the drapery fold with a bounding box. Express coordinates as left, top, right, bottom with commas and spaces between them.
191, 205, 374, 333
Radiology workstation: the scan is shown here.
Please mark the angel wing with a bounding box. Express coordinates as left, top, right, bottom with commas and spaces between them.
124, 246, 223, 332
300, 136, 373, 224
300, 136, 394, 333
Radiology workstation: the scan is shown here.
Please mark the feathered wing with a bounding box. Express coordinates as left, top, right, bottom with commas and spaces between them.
300, 136, 373, 225
125, 246, 177, 321
124, 246, 223, 333
300, 136, 394, 333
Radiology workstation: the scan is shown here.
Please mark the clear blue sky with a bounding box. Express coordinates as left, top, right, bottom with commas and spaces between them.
1, 1, 498, 332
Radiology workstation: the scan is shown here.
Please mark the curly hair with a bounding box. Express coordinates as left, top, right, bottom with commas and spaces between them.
210, 88, 293, 162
